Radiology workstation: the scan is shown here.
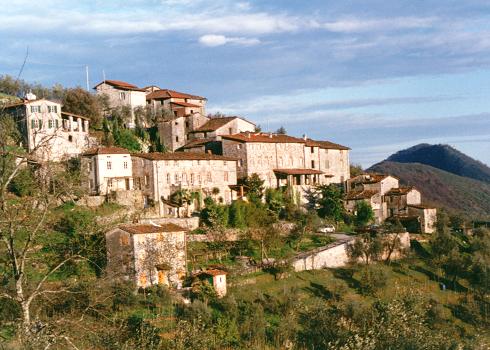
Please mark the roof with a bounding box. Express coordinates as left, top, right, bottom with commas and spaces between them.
345, 189, 379, 200
305, 138, 350, 151
192, 117, 237, 132
119, 223, 186, 234
132, 152, 237, 162
201, 269, 227, 276
145, 89, 206, 101
170, 101, 201, 108
222, 132, 306, 144
408, 204, 436, 210
385, 186, 417, 196
180, 138, 215, 149
93, 80, 145, 91
3, 98, 56, 109
82, 147, 130, 156
352, 173, 398, 184
274, 168, 324, 176
61, 111, 90, 121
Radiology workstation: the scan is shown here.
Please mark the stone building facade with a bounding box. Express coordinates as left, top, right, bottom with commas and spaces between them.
93, 80, 146, 127
221, 132, 350, 190
344, 173, 436, 232
132, 152, 238, 216
81, 147, 134, 195
4, 97, 92, 161
105, 223, 187, 289
196, 269, 228, 297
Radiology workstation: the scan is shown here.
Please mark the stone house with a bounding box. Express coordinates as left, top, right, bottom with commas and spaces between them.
180, 116, 256, 154
146, 89, 207, 117
105, 223, 187, 289
93, 80, 147, 127
3, 97, 92, 161
344, 173, 436, 232
221, 132, 350, 191
196, 269, 227, 297
131, 152, 238, 216
81, 147, 134, 195
408, 205, 437, 233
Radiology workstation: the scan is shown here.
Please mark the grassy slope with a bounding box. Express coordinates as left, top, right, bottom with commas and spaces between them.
368, 161, 490, 218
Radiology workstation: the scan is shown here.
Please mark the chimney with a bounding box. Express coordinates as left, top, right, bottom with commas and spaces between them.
247, 132, 251, 139
269, 133, 273, 138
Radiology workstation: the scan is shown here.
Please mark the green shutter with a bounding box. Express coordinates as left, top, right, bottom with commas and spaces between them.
31, 119, 35, 129
38, 120, 42, 129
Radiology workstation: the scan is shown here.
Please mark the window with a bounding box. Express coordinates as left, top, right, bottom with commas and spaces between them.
119, 92, 126, 100
30, 106, 41, 113
55, 119, 59, 128
224, 171, 228, 182
311, 160, 315, 168
197, 160, 200, 165
167, 173, 171, 184
237, 144, 242, 150
107, 161, 112, 170
190, 173, 194, 184
182, 173, 187, 182
175, 173, 179, 183
145, 175, 150, 186
310, 147, 314, 153
123, 161, 128, 169
239, 159, 243, 167
89, 179, 94, 190
176, 136, 179, 142
31, 120, 36, 129
173, 111, 177, 116
228, 127, 232, 134
175, 121, 179, 125
190, 110, 194, 114
48, 120, 53, 128
68, 135, 73, 142
185, 121, 189, 128
48, 105, 58, 113
207, 172, 212, 182
38, 119, 43, 129
89, 161, 92, 171
224, 161, 227, 166
198, 174, 201, 183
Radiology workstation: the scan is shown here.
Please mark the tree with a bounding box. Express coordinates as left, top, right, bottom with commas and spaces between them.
240, 173, 264, 203
0, 114, 91, 340
346, 233, 384, 265
62, 87, 105, 128
350, 163, 364, 177
170, 189, 197, 218
275, 126, 286, 134
354, 201, 374, 227
315, 184, 344, 223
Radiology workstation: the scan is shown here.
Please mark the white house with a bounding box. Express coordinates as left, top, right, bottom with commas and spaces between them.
3, 97, 92, 161
81, 147, 134, 195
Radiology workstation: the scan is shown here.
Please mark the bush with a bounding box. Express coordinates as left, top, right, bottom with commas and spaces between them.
358, 265, 387, 296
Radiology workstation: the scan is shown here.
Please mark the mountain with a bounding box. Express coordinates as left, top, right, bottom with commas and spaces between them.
368, 144, 490, 218
386, 143, 490, 183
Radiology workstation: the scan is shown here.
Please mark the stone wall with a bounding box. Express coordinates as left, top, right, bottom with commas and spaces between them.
291, 232, 410, 272
139, 217, 200, 230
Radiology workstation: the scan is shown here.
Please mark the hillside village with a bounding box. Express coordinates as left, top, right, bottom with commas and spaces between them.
1, 78, 438, 293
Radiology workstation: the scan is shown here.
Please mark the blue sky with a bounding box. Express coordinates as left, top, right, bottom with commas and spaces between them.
1, 0, 490, 167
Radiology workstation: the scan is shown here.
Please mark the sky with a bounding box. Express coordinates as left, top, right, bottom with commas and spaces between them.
1, 0, 490, 168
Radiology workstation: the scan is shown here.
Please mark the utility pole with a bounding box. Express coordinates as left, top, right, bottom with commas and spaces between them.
85, 65, 90, 91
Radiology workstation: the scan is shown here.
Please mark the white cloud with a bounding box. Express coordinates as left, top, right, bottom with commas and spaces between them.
319, 16, 437, 33
199, 34, 260, 47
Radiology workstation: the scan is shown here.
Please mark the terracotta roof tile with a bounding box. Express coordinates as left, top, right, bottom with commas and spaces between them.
145, 89, 206, 100
222, 132, 306, 144
408, 204, 436, 210
132, 152, 237, 162
273, 168, 324, 175
201, 269, 228, 276
82, 147, 130, 156
180, 138, 215, 149
305, 138, 350, 150
94, 80, 145, 91
120, 223, 186, 234
385, 186, 417, 196
170, 101, 202, 108
345, 189, 379, 200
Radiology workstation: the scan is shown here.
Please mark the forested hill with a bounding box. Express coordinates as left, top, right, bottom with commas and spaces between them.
386, 143, 490, 183
368, 161, 490, 218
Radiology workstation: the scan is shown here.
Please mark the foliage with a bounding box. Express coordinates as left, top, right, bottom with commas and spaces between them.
346, 233, 384, 265
111, 119, 142, 152
315, 184, 345, 222
350, 163, 364, 177
200, 197, 229, 228
358, 265, 388, 296
275, 126, 287, 134
62, 87, 107, 128
355, 200, 375, 227
239, 173, 264, 203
